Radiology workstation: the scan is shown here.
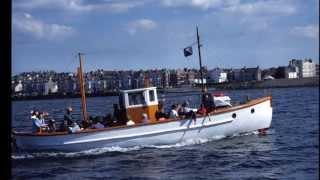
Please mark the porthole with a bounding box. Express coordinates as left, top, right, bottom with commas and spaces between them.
251, 108, 255, 114
232, 113, 236, 119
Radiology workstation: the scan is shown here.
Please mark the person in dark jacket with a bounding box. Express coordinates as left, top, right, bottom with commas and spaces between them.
63, 106, 77, 130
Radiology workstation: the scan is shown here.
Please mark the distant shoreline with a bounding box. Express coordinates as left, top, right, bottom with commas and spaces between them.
208, 77, 319, 90
12, 77, 318, 101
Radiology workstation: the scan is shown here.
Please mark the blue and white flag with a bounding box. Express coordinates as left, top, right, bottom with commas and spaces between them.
183, 46, 193, 57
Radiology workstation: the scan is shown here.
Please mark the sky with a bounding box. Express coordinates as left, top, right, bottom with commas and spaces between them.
12, 0, 319, 75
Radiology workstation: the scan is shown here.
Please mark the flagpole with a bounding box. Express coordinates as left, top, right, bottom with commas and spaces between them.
196, 26, 205, 95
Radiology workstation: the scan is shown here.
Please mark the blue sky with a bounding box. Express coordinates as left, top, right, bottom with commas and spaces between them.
12, 0, 319, 75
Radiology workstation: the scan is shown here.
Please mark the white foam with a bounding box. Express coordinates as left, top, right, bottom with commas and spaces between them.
12, 146, 142, 160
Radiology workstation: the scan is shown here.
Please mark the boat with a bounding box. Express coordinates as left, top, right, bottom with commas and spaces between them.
12, 27, 273, 152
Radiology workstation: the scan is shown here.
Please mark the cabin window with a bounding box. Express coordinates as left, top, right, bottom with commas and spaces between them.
128, 92, 145, 106
149, 90, 155, 102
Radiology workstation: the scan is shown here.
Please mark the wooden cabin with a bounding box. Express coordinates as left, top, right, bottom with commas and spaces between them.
119, 87, 159, 123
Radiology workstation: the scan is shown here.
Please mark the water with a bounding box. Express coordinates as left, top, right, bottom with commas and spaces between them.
11, 87, 319, 179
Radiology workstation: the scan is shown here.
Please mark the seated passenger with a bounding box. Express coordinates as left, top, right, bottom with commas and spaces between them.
197, 103, 207, 115
142, 113, 149, 124
169, 104, 179, 119
155, 103, 169, 121
179, 101, 196, 117
202, 93, 215, 112
68, 122, 81, 133
91, 119, 105, 129
48, 119, 56, 132
126, 118, 135, 126
31, 111, 47, 133
38, 112, 49, 125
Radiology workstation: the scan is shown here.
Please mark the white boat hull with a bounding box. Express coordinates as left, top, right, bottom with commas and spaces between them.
13, 97, 272, 152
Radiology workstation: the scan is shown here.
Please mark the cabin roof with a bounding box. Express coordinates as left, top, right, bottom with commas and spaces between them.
120, 86, 157, 93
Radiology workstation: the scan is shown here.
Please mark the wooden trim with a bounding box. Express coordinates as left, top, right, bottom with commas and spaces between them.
12, 96, 272, 137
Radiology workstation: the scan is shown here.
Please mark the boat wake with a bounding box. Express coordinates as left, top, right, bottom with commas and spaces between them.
12, 131, 262, 160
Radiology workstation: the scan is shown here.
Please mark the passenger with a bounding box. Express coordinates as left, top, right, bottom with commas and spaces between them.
48, 119, 56, 132
179, 101, 195, 118
38, 112, 49, 132
142, 113, 149, 124
126, 116, 135, 126
31, 111, 47, 133
197, 103, 207, 115
64, 106, 75, 127
68, 122, 81, 133
202, 93, 215, 112
91, 118, 105, 129
30, 110, 39, 120
155, 103, 168, 121
169, 104, 179, 119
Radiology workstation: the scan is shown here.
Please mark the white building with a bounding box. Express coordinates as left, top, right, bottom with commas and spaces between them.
285, 66, 298, 79
14, 80, 23, 93
287, 72, 297, 79
44, 77, 58, 95
209, 68, 228, 83
289, 59, 316, 78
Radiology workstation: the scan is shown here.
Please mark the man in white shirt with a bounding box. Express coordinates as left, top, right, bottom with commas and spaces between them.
169, 104, 179, 119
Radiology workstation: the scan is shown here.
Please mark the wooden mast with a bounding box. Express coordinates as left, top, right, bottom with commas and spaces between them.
78, 53, 88, 124
196, 26, 205, 94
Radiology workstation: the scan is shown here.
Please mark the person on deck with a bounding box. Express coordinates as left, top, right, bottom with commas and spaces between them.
68, 122, 81, 133
155, 102, 168, 121
48, 119, 56, 132
202, 93, 215, 113
179, 101, 196, 118
31, 111, 47, 133
126, 115, 135, 126
141, 113, 149, 124
169, 104, 179, 119
197, 103, 207, 115
64, 107, 76, 126
91, 118, 105, 129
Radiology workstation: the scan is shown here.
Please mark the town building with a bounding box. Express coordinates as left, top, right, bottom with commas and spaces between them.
289, 59, 316, 78
208, 68, 228, 83
228, 67, 261, 82
44, 77, 58, 95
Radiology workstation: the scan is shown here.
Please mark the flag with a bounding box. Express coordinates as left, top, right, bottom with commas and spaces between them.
184, 46, 193, 57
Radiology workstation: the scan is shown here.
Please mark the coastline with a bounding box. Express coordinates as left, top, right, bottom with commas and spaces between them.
11, 77, 318, 101
209, 77, 319, 90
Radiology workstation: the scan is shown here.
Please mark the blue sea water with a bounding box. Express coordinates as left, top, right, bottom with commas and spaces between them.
11, 87, 319, 179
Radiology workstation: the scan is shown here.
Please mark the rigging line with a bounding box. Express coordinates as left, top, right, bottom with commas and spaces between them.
62, 53, 79, 115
